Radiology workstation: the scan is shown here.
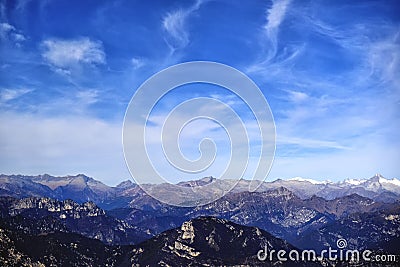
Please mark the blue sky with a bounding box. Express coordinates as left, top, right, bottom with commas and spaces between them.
0, 0, 399, 185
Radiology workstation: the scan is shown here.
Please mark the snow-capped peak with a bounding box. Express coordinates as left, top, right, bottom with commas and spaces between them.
287, 177, 330, 185
378, 177, 400, 187
362, 174, 400, 186
342, 178, 367, 186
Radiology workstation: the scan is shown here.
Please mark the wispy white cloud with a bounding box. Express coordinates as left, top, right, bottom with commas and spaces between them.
163, 10, 189, 49
162, 0, 205, 52
0, 23, 15, 36
277, 135, 348, 150
302, 15, 400, 92
41, 37, 106, 70
262, 0, 292, 55
28, 88, 103, 116
75, 89, 99, 106
246, 0, 292, 73
0, 88, 32, 103
131, 57, 145, 69
0, 22, 26, 44
209, 93, 242, 107
284, 89, 309, 103
264, 0, 291, 34
366, 32, 400, 90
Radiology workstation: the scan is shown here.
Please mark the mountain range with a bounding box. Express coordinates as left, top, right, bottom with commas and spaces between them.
0, 173, 399, 266
1, 173, 399, 208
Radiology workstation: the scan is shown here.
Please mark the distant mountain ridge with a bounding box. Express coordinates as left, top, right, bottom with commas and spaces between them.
1, 173, 399, 208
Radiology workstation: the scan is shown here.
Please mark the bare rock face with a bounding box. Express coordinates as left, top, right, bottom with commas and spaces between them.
10, 197, 105, 217
180, 221, 195, 243
0, 197, 151, 245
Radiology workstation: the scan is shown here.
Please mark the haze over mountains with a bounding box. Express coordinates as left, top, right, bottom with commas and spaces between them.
1, 173, 399, 208
0, 173, 399, 266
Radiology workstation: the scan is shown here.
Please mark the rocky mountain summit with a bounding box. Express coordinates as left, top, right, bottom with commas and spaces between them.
129, 216, 316, 266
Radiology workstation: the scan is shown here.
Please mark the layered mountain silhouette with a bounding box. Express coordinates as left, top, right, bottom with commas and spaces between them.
0, 173, 399, 266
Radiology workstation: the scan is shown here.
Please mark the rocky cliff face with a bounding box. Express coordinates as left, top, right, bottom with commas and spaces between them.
10, 197, 105, 217
0, 197, 151, 245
